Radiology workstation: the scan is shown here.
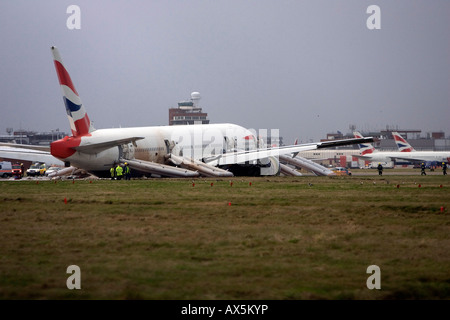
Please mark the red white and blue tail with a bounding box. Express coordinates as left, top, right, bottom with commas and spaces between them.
353, 131, 375, 155
51, 46, 95, 137
392, 132, 415, 152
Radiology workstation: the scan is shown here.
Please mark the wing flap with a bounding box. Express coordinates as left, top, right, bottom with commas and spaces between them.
316, 137, 374, 149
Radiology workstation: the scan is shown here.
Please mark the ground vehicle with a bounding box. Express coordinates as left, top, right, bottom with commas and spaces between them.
27, 162, 47, 177
331, 167, 352, 176
0, 161, 12, 178
11, 163, 23, 178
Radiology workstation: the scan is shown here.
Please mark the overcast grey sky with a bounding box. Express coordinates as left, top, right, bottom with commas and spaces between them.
0, 0, 448, 143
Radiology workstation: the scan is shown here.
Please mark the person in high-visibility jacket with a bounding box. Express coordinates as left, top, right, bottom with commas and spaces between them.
110, 165, 116, 180
116, 164, 123, 180
123, 162, 131, 180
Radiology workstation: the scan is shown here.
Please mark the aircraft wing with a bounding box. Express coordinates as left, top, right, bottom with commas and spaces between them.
387, 155, 426, 163
74, 136, 145, 153
353, 154, 375, 160
206, 137, 374, 166
353, 154, 397, 161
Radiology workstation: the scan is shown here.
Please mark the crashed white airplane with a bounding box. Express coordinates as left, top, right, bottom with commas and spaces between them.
0, 47, 374, 178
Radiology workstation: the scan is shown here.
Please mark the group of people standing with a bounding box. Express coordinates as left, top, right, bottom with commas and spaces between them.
376, 162, 447, 176
110, 162, 131, 180
420, 162, 447, 175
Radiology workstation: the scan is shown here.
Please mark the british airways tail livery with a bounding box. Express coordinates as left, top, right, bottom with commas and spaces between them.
391, 132, 415, 152
52, 47, 95, 137
19, 46, 372, 178
353, 131, 376, 155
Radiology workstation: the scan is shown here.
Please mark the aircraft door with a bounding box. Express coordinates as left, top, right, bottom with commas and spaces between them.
165, 139, 181, 156
223, 136, 236, 153
121, 142, 135, 160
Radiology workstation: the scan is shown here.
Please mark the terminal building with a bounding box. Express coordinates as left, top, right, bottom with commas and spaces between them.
0, 129, 67, 145
168, 92, 210, 126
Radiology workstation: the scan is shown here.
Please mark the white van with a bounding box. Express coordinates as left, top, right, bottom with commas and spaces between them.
0, 161, 12, 178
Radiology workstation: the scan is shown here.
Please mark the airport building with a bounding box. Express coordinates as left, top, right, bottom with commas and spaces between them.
0, 129, 67, 145
324, 129, 450, 152
168, 92, 210, 126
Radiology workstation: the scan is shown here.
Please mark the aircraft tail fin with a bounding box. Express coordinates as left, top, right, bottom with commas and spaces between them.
353, 131, 376, 155
292, 138, 299, 158
392, 132, 415, 152
51, 46, 95, 137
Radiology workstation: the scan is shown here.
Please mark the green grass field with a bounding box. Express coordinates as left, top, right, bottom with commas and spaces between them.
1, 174, 449, 299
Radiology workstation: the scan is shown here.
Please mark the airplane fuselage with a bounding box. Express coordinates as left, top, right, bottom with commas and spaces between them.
51, 123, 257, 173
358, 151, 450, 163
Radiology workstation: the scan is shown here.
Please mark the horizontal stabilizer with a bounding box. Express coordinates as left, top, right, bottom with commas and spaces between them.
122, 158, 199, 178
0, 146, 64, 166
0, 143, 50, 152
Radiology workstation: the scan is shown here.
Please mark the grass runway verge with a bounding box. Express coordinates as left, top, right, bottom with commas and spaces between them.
1, 174, 449, 299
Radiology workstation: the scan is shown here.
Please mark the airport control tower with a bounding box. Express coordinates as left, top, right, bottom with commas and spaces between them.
169, 92, 210, 126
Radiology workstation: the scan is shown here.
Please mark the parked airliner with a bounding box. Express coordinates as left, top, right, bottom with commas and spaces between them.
353, 131, 449, 165
391, 132, 450, 163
